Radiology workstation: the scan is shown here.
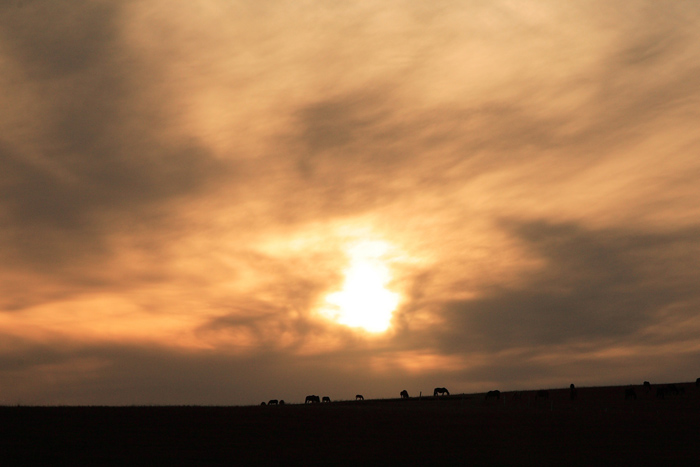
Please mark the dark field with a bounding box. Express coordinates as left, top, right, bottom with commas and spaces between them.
2, 383, 699, 466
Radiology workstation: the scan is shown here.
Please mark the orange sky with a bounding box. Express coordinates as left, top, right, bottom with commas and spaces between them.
1, 0, 700, 405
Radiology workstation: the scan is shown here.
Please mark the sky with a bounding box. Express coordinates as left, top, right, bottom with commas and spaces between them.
1, 0, 700, 405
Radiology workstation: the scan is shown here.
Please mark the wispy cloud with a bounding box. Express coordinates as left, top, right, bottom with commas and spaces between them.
1, 0, 699, 404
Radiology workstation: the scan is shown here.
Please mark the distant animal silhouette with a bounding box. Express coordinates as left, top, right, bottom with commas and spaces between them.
268, 399, 278, 405
260, 402, 266, 406
433, 387, 449, 397
305, 395, 320, 404
535, 390, 549, 400
696, 377, 699, 387
570, 384, 577, 400
400, 390, 409, 399
485, 390, 501, 400
356, 394, 364, 400
624, 388, 637, 400
279, 400, 285, 405
322, 396, 331, 403
643, 381, 652, 391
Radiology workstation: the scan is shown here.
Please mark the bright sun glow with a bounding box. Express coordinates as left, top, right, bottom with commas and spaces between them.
320, 240, 400, 333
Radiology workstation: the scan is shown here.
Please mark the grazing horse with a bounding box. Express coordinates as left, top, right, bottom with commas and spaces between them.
356, 394, 364, 401
322, 396, 331, 403
570, 384, 577, 401
305, 395, 320, 404
485, 390, 501, 400
643, 381, 652, 391
260, 402, 266, 406
268, 399, 278, 405
400, 390, 409, 399
535, 390, 549, 400
433, 387, 450, 397
279, 400, 285, 405
624, 388, 637, 400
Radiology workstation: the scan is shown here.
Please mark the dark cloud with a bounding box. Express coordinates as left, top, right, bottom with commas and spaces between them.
423, 220, 700, 353
0, 0, 118, 78
0, 1, 233, 278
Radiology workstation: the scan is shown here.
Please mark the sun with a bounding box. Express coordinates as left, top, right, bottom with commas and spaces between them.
320, 240, 400, 333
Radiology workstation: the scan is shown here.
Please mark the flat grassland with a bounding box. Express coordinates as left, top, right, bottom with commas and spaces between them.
1, 382, 699, 466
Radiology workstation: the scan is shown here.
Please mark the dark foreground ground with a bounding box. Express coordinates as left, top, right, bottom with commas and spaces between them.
1, 382, 699, 466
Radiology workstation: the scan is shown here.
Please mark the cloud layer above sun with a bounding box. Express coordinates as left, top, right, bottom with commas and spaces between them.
1, 0, 700, 405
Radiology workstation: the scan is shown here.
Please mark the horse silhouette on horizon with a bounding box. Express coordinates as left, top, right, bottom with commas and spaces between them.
355, 394, 364, 401
485, 390, 500, 400
570, 384, 577, 400
305, 395, 320, 404
433, 387, 449, 397
322, 396, 331, 403
268, 399, 278, 405
400, 390, 409, 399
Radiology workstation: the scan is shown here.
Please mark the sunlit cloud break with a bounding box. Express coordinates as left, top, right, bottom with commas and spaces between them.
320, 240, 401, 333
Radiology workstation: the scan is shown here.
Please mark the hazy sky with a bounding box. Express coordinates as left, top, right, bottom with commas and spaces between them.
2, 0, 700, 405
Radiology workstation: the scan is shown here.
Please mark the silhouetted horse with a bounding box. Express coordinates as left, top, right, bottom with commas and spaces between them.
570, 384, 577, 400
433, 387, 449, 397
400, 390, 409, 399
624, 388, 637, 400
356, 394, 364, 400
279, 400, 285, 405
485, 390, 500, 400
305, 395, 320, 404
268, 399, 278, 405
322, 396, 331, 403
260, 402, 266, 406
535, 390, 549, 400
643, 381, 652, 391
696, 377, 699, 387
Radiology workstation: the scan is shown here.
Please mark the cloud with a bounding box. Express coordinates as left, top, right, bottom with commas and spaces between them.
0, 1, 234, 304
2, 0, 700, 403
422, 220, 700, 353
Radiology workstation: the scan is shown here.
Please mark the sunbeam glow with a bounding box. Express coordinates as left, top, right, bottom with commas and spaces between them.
321, 240, 400, 333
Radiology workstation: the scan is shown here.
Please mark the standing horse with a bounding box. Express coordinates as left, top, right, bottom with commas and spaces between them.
305, 395, 320, 404
485, 390, 501, 400
570, 384, 577, 401
400, 390, 409, 399
433, 387, 450, 397
322, 396, 331, 403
